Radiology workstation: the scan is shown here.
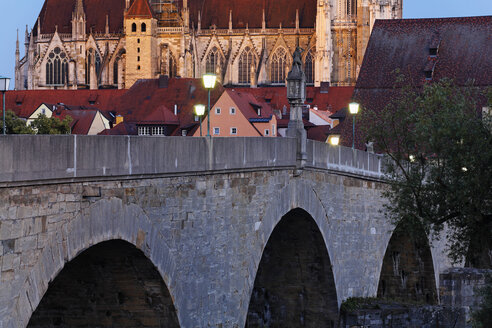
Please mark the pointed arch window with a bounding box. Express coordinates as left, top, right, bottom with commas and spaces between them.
46, 47, 69, 86
346, 0, 357, 17
141, 23, 147, 32
169, 54, 177, 78
206, 46, 223, 74
238, 46, 257, 85
132, 23, 137, 32
85, 49, 102, 85
113, 58, 119, 85
271, 47, 288, 84
304, 49, 314, 84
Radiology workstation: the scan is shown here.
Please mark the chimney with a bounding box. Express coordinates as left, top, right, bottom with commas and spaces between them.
115, 115, 124, 125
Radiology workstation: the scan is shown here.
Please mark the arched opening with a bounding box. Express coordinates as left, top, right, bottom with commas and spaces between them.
377, 224, 437, 304
238, 46, 256, 85
246, 208, 338, 327
46, 47, 68, 86
206, 46, 223, 74
27, 240, 180, 327
141, 23, 147, 32
131, 23, 137, 32
270, 47, 288, 84
304, 49, 314, 84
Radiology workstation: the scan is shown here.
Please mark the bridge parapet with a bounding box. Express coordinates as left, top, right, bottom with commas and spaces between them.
0, 136, 384, 186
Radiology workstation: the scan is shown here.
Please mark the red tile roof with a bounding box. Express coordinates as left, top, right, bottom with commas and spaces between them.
349, 16, 492, 150
126, 0, 154, 19
4, 89, 125, 118
356, 16, 492, 89
225, 89, 274, 120
187, 0, 316, 29
52, 109, 97, 135
33, 0, 316, 36
34, 0, 132, 35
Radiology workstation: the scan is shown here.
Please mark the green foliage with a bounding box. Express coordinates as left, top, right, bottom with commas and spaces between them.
472, 275, 492, 328
30, 114, 72, 135
361, 78, 492, 267
340, 297, 379, 312
3, 110, 34, 134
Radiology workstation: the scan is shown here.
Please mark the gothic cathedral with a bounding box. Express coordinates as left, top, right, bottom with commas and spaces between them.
15, 0, 402, 90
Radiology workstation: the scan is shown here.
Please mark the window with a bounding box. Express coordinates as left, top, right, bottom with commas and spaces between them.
113, 58, 119, 85
213, 127, 220, 135
206, 46, 223, 74
132, 23, 137, 32
238, 46, 257, 84
194, 115, 199, 122
271, 47, 288, 84
85, 49, 101, 85
264, 129, 270, 136
272, 124, 276, 136
46, 47, 69, 86
137, 38, 140, 43
152, 126, 165, 135
168, 54, 177, 78
304, 49, 314, 84
137, 56, 140, 62
141, 23, 146, 32
429, 47, 438, 57
230, 107, 236, 115
138, 47, 140, 53
137, 65, 141, 70
215, 107, 221, 115
230, 127, 237, 135
138, 126, 150, 135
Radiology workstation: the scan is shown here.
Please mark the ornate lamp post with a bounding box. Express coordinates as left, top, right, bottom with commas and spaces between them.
349, 102, 360, 149
0, 76, 11, 135
202, 74, 217, 137
194, 104, 206, 136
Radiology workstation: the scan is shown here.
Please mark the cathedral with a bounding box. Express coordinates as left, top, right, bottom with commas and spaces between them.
15, 0, 402, 90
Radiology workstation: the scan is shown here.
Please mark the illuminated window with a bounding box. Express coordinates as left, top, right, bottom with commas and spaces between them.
271, 47, 288, 84
238, 46, 257, 85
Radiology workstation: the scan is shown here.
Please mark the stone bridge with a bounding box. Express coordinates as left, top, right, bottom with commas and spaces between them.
0, 136, 454, 327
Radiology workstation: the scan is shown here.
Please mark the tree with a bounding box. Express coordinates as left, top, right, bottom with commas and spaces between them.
4, 110, 35, 134
30, 114, 72, 134
361, 79, 492, 268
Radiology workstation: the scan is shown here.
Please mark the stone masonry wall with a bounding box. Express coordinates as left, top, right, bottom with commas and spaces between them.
0, 168, 396, 327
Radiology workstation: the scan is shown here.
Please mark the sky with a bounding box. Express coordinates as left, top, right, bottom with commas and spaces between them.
0, 0, 491, 88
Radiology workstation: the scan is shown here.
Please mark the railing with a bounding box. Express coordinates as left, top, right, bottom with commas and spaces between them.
157, 27, 184, 34
0, 136, 384, 186
197, 28, 315, 36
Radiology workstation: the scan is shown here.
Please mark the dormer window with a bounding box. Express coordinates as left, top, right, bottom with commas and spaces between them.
429, 47, 438, 57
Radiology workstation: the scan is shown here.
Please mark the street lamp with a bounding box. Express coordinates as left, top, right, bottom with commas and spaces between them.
328, 134, 340, 146
0, 76, 11, 135
349, 102, 360, 149
202, 74, 217, 137
194, 104, 206, 137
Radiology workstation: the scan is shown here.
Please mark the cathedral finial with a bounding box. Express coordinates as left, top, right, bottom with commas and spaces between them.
16, 29, 20, 54
296, 9, 300, 31
125, 0, 130, 11
229, 10, 233, 31
262, 9, 266, 31
105, 14, 109, 35
74, 0, 85, 18
197, 10, 201, 32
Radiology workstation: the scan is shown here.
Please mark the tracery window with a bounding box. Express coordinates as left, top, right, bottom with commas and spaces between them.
46, 47, 68, 86
346, 0, 357, 17
270, 47, 288, 84
206, 46, 223, 74
304, 49, 314, 84
238, 46, 256, 85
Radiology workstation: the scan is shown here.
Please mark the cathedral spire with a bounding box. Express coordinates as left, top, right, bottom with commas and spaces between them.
74, 0, 85, 18
15, 29, 20, 62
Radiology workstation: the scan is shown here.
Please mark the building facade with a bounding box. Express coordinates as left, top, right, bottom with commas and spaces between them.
15, 0, 402, 90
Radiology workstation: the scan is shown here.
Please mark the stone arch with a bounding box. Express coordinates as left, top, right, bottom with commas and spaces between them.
245, 207, 339, 327
10, 198, 181, 328
377, 223, 438, 304
240, 180, 344, 326
27, 239, 180, 327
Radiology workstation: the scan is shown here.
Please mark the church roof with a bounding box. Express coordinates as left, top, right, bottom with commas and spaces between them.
126, 0, 154, 19
186, 0, 316, 29
33, 0, 316, 36
34, 0, 133, 35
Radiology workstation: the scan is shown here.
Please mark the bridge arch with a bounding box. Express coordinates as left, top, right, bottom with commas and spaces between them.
241, 180, 341, 326
11, 198, 181, 328
377, 222, 438, 304
246, 207, 339, 327
27, 239, 180, 327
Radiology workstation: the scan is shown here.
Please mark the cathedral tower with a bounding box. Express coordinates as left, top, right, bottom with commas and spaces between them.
125, 0, 158, 87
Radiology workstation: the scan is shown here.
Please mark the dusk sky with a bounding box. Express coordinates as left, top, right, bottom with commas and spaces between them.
0, 0, 490, 87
